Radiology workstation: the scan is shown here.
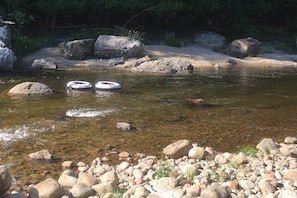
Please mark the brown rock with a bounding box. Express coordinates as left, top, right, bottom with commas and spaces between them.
0, 166, 12, 196
163, 139, 193, 159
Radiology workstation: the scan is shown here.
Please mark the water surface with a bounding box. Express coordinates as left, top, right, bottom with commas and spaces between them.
1, 66, 297, 182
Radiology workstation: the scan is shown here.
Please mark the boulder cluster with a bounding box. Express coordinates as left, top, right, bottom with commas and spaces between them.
2, 137, 297, 198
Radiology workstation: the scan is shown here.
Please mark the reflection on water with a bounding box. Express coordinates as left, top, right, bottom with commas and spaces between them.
1, 66, 297, 181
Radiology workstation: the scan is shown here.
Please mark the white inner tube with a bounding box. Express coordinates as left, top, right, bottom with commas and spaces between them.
95, 81, 121, 90
66, 81, 92, 90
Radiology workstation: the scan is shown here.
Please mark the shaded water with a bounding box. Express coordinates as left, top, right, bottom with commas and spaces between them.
1, 66, 297, 182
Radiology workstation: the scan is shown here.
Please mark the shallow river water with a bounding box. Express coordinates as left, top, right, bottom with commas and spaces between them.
1, 66, 297, 182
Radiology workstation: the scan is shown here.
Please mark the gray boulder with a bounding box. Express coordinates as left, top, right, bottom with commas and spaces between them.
0, 166, 12, 196
131, 57, 193, 74
94, 35, 144, 59
7, 82, 53, 96
194, 31, 227, 49
59, 38, 95, 60
0, 47, 16, 70
31, 58, 57, 70
0, 25, 11, 48
226, 37, 260, 58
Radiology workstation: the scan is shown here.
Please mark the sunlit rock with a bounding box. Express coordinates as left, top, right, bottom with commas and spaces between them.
7, 82, 53, 96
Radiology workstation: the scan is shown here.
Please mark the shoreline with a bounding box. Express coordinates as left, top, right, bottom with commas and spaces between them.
19, 44, 297, 70
3, 137, 297, 198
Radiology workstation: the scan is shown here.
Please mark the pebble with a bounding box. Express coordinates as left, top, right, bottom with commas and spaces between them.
4, 137, 297, 198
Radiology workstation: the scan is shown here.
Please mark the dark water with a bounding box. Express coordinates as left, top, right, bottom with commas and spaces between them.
1, 66, 297, 182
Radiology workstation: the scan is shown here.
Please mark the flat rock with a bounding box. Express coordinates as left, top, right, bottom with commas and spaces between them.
7, 82, 53, 96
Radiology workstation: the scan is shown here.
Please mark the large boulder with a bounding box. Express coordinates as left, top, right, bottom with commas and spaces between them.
7, 82, 53, 96
0, 25, 12, 48
226, 37, 260, 58
94, 35, 144, 59
29, 178, 64, 198
0, 47, 16, 70
194, 31, 227, 49
0, 166, 12, 196
131, 57, 193, 74
59, 38, 95, 60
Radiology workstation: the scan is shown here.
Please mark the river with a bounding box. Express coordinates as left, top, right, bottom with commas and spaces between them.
1, 66, 297, 183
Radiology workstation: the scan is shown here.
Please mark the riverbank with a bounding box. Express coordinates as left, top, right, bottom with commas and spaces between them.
19, 43, 297, 70
3, 137, 297, 198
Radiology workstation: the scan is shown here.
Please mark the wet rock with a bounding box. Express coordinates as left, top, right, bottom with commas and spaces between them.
29, 178, 64, 198
94, 35, 144, 59
116, 122, 131, 131
28, 150, 53, 161
163, 139, 193, 159
7, 82, 53, 96
0, 166, 12, 196
31, 58, 57, 70
186, 98, 207, 106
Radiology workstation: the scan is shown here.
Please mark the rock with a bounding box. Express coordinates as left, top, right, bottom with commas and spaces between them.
194, 31, 227, 49
94, 35, 144, 59
7, 82, 53, 96
200, 183, 231, 198
29, 178, 64, 198
62, 161, 75, 169
134, 186, 150, 197
77, 172, 99, 187
283, 169, 297, 182
278, 190, 297, 198
0, 25, 12, 48
0, 166, 12, 196
2, 192, 26, 198
259, 179, 276, 196
0, 46, 16, 70
118, 151, 130, 158
163, 139, 193, 159
70, 183, 95, 198
132, 57, 193, 74
256, 138, 279, 153
100, 170, 119, 186
28, 150, 53, 161
92, 182, 114, 197
31, 58, 57, 70
284, 137, 297, 144
116, 122, 131, 131
58, 170, 78, 187
150, 177, 176, 189
59, 39, 95, 60
187, 98, 207, 106
118, 55, 150, 68
188, 147, 206, 160
226, 37, 260, 58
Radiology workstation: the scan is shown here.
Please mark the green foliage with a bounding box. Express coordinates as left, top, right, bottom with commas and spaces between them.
239, 145, 258, 158
163, 38, 183, 47
154, 159, 172, 179
112, 188, 126, 198
12, 33, 56, 59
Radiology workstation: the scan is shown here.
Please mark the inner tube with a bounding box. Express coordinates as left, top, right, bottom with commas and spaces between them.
66, 81, 92, 90
95, 81, 121, 90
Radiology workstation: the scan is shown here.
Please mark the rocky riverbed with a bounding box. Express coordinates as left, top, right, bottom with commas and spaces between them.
2, 137, 297, 198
